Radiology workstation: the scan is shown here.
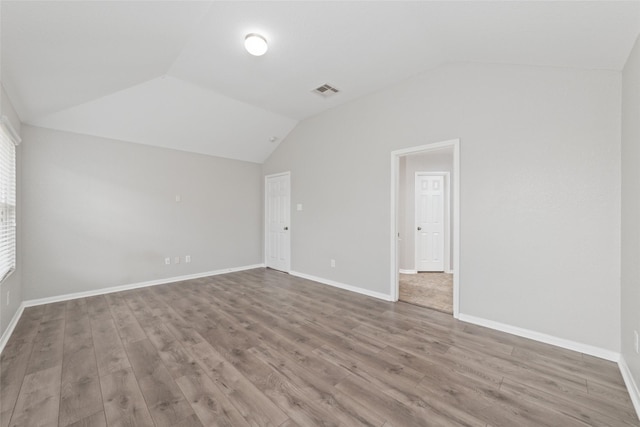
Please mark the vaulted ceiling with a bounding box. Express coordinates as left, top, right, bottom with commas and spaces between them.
2, 1, 639, 163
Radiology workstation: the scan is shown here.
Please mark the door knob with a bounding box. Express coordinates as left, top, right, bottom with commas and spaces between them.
284, 226, 289, 230
417, 227, 422, 231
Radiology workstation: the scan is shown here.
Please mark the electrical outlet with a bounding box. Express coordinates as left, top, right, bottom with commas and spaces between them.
634, 330, 639, 354
185, 255, 191, 263
174, 256, 180, 264
6, 290, 9, 306
165, 257, 171, 265
331, 259, 336, 268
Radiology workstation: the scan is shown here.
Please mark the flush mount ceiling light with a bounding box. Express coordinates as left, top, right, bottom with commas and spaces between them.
244, 33, 268, 56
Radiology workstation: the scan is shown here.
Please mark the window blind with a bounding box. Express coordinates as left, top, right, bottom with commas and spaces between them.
0, 117, 20, 283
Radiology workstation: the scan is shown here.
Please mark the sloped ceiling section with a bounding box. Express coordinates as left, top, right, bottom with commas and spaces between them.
2, 1, 639, 163
1, 1, 210, 122
34, 76, 297, 163
1, 0, 298, 163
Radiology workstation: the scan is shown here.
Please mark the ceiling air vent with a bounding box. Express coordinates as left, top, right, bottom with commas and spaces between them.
312, 83, 340, 97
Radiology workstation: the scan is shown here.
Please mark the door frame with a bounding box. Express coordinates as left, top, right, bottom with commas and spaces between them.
264, 171, 291, 273
390, 139, 460, 317
414, 171, 450, 273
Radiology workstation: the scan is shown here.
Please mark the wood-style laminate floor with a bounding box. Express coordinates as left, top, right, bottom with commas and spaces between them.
1, 268, 638, 427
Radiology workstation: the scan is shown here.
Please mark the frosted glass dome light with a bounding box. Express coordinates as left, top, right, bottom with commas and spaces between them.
244, 33, 268, 56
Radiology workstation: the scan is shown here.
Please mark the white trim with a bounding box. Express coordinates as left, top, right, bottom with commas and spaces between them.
0, 302, 25, 354
400, 269, 454, 275
391, 139, 460, 318
458, 313, 620, 362
290, 270, 393, 301
391, 140, 459, 157
264, 171, 291, 273
4, 264, 637, 421
414, 171, 450, 273
22, 264, 265, 308
619, 355, 640, 420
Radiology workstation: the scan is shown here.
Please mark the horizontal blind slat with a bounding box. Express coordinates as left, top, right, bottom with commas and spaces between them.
0, 127, 16, 280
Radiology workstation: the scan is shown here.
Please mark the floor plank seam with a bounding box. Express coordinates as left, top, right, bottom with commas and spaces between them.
4, 312, 41, 427
2, 268, 638, 426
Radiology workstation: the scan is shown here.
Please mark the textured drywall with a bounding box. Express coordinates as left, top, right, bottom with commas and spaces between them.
264, 62, 621, 352
21, 126, 263, 300
621, 34, 640, 393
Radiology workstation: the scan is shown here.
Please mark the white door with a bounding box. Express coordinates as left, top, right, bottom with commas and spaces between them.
415, 174, 445, 272
265, 173, 290, 272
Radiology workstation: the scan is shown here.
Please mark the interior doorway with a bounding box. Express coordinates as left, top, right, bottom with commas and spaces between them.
415, 172, 449, 272
390, 139, 460, 317
265, 172, 291, 273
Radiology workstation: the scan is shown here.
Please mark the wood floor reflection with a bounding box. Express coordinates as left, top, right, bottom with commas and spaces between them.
1, 268, 637, 426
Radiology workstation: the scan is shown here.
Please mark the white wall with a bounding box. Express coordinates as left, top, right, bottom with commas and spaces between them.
399, 148, 454, 272
621, 35, 640, 394
264, 62, 621, 352
21, 125, 263, 300
0, 85, 22, 339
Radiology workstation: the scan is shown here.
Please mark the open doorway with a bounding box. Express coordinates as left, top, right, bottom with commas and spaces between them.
401, 164, 452, 313
390, 139, 460, 317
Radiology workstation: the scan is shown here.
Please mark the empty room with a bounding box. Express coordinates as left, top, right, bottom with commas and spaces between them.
1, 1, 640, 426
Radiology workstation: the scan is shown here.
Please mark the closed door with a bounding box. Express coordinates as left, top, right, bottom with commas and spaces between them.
265, 173, 290, 272
415, 174, 445, 271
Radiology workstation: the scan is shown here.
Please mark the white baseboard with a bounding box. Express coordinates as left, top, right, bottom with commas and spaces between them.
2, 263, 264, 353
5, 263, 637, 421
22, 263, 266, 308
290, 271, 393, 302
400, 269, 454, 274
458, 313, 620, 362
619, 355, 640, 421
0, 303, 25, 354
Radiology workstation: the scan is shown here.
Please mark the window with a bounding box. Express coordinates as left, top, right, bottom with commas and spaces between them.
0, 116, 20, 282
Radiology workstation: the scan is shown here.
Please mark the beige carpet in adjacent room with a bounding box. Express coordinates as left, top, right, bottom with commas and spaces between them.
399, 272, 453, 313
